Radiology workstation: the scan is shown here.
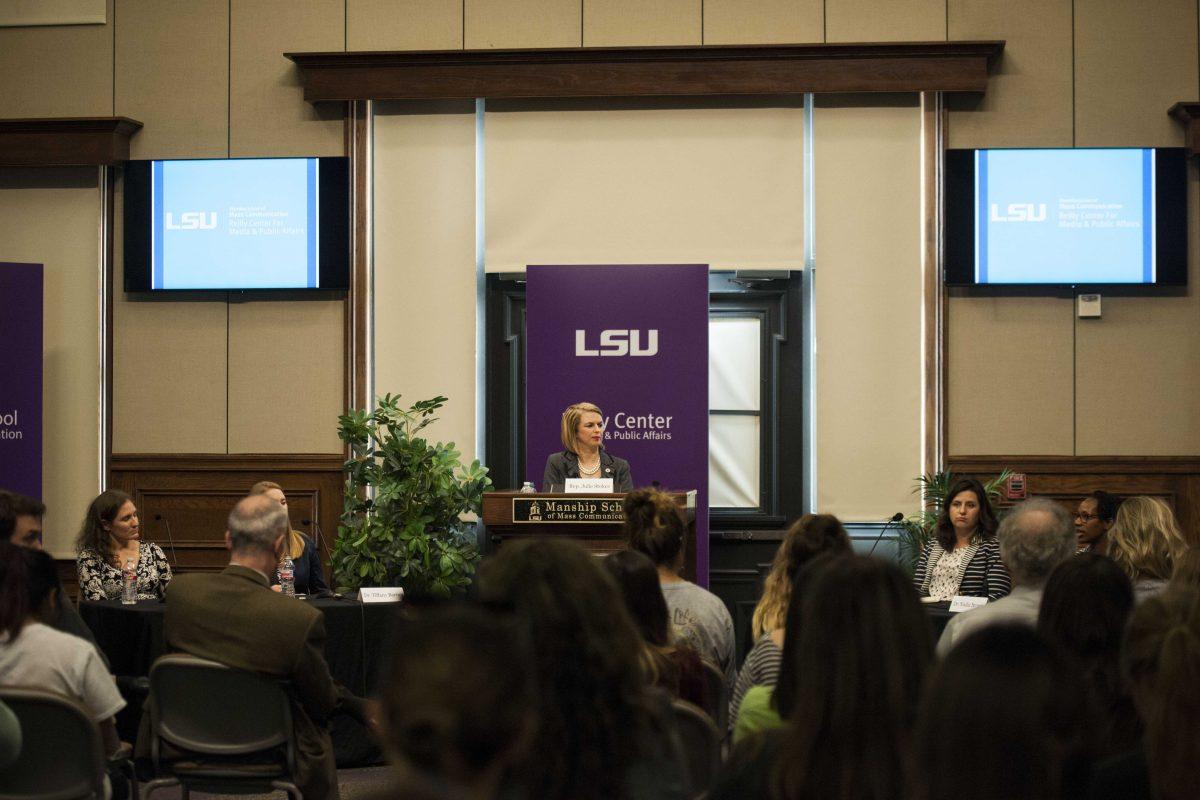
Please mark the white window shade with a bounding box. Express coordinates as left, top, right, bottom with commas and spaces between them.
709, 317, 761, 411
709, 414, 761, 508
484, 104, 805, 272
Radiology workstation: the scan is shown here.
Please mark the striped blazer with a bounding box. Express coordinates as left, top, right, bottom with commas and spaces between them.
913, 536, 1011, 601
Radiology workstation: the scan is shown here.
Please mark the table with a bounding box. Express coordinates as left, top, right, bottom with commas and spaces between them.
80, 596, 398, 767
924, 600, 954, 641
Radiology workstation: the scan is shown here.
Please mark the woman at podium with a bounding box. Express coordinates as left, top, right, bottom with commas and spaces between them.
542, 401, 633, 492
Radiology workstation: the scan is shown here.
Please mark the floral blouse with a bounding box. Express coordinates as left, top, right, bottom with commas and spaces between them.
76, 542, 172, 601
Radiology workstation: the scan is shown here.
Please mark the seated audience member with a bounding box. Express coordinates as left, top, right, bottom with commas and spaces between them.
0, 543, 126, 759
155, 495, 343, 800
476, 537, 684, 800
603, 549, 712, 714
1167, 546, 1200, 590
917, 625, 1094, 800
623, 488, 736, 688
76, 490, 171, 601
1106, 496, 1187, 602
1090, 587, 1200, 800
375, 604, 536, 800
1038, 554, 1139, 759
913, 477, 1011, 602
0, 697, 19, 771
1, 490, 103, 655
715, 555, 933, 797
248, 480, 330, 595
937, 498, 1075, 655
730, 513, 851, 732
1074, 491, 1121, 555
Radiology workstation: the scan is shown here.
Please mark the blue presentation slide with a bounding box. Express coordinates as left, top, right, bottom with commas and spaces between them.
975, 149, 1154, 284
152, 158, 318, 289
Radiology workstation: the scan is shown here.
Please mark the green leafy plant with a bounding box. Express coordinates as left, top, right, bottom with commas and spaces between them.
332, 394, 492, 598
896, 468, 1013, 575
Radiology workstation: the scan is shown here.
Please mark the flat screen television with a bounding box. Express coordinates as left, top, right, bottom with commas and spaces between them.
945, 147, 1187, 287
124, 157, 350, 292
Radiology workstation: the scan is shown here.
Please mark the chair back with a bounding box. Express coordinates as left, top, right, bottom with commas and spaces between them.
670, 699, 720, 799
0, 688, 106, 800
148, 654, 292, 759
699, 659, 728, 733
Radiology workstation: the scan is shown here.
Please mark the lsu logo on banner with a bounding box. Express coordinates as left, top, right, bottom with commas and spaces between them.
575, 329, 659, 357
165, 211, 218, 230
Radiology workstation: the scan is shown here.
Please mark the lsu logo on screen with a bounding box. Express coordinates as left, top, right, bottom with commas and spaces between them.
990, 203, 1047, 223
575, 329, 659, 357
164, 211, 218, 230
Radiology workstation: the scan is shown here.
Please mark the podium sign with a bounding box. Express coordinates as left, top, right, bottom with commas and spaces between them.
513, 496, 625, 523
0, 263, 43, 500
525, 264, 710, 584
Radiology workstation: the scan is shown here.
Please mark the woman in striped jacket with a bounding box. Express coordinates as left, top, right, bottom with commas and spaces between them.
913, 477, 1011, 602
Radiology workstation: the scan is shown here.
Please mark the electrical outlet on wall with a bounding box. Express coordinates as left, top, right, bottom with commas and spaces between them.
1077, 294, 1102, 318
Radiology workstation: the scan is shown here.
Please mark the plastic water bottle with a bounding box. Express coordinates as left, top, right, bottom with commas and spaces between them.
121, 559, 137, 605
280, 554, 295, 597
520, 481, 536, 494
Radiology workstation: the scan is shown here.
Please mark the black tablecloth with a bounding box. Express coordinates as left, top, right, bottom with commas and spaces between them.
80, 596, 398, 767
924, 600, 954, 641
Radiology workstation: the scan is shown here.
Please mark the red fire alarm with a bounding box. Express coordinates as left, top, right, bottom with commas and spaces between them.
1005, 473, 1027, 500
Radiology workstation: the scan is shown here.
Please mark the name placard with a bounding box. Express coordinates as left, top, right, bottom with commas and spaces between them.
513, 497, 625, 523
564, 477, 614, 493
359, 587, 404, 604
948, 595, 988, 613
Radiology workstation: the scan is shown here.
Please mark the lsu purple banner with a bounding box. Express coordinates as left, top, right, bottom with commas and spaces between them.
0, 263, 43, 500
526, 264, 710, 584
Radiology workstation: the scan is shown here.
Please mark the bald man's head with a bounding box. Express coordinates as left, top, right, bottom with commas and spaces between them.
227, 494, 288, 556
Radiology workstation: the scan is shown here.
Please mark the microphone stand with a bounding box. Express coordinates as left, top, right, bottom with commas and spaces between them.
154, 513, 181, 568
868, 512, 905, 557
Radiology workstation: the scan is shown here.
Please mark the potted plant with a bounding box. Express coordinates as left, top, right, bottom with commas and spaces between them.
896, 468, 1013, 575
331, 394, 492, 598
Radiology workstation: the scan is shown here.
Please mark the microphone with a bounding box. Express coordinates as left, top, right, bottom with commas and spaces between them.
301, 518, 333, 562
868, 512, 904, 557
154, 513, 180, 568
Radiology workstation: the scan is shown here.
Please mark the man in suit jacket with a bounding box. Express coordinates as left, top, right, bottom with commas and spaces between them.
162, 494, 341, 800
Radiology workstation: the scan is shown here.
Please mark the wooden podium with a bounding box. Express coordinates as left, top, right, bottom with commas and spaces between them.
481, 491, 698, 581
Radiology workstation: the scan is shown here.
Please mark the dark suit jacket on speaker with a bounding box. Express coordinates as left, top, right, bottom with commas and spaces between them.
162, 565, 340, 800
542, 449, 633, 492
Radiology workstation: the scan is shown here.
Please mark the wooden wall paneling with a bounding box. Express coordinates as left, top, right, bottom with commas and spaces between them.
946, 0, 1073, 148
1074, 0, 1197, 147
824, 0, 946, 43
229, 0, 345, 158
347, 0, 464, 51
464, 0, 582, 49
0, 0, 114, 118
582, 0, 701, 47
703, 0, 823, 45
109, 454, 345, 575
948, 456, 1200, 546
115, 0, 229, 159
286, 43, 1005, 102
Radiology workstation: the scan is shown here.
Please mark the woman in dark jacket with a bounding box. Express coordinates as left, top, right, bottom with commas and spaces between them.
542, 401, 633, 492
912, 477, 1011, 602
250, 481, 329, 595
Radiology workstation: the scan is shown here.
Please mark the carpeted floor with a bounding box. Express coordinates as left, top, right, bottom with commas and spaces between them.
134, 765, 395, 799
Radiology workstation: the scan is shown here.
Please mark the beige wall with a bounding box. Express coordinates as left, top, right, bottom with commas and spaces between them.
4, 0, 1200, 523
0, 169, 102, 556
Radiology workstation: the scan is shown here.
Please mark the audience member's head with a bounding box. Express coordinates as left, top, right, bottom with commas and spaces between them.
916, 625, 1093, 800
0, 490, 45, 549
602, 549, 671, 648
1168, 546, 1200, 590
996, 498, 1075, 588
476, 538, 661, 800
378, 603, 536, 800
226, 494, 289, 561
1073, 491, 1120, 553
936, 476, 999, 551
0, 542, 60, 641
1107, 496, 1187, 585
622, 489, 686, 574
771, 554, 933, 800
1037, 554, 1137, 755
75, 489, 135, 559
752, 513, 851, 639
1122, 587, 1200, 800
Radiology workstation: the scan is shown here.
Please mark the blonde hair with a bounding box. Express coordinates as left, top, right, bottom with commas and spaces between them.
1108, 496, 1188, 583
248, 481, 305, 559
751, 513, 851, 639
560, 402, 603, 454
